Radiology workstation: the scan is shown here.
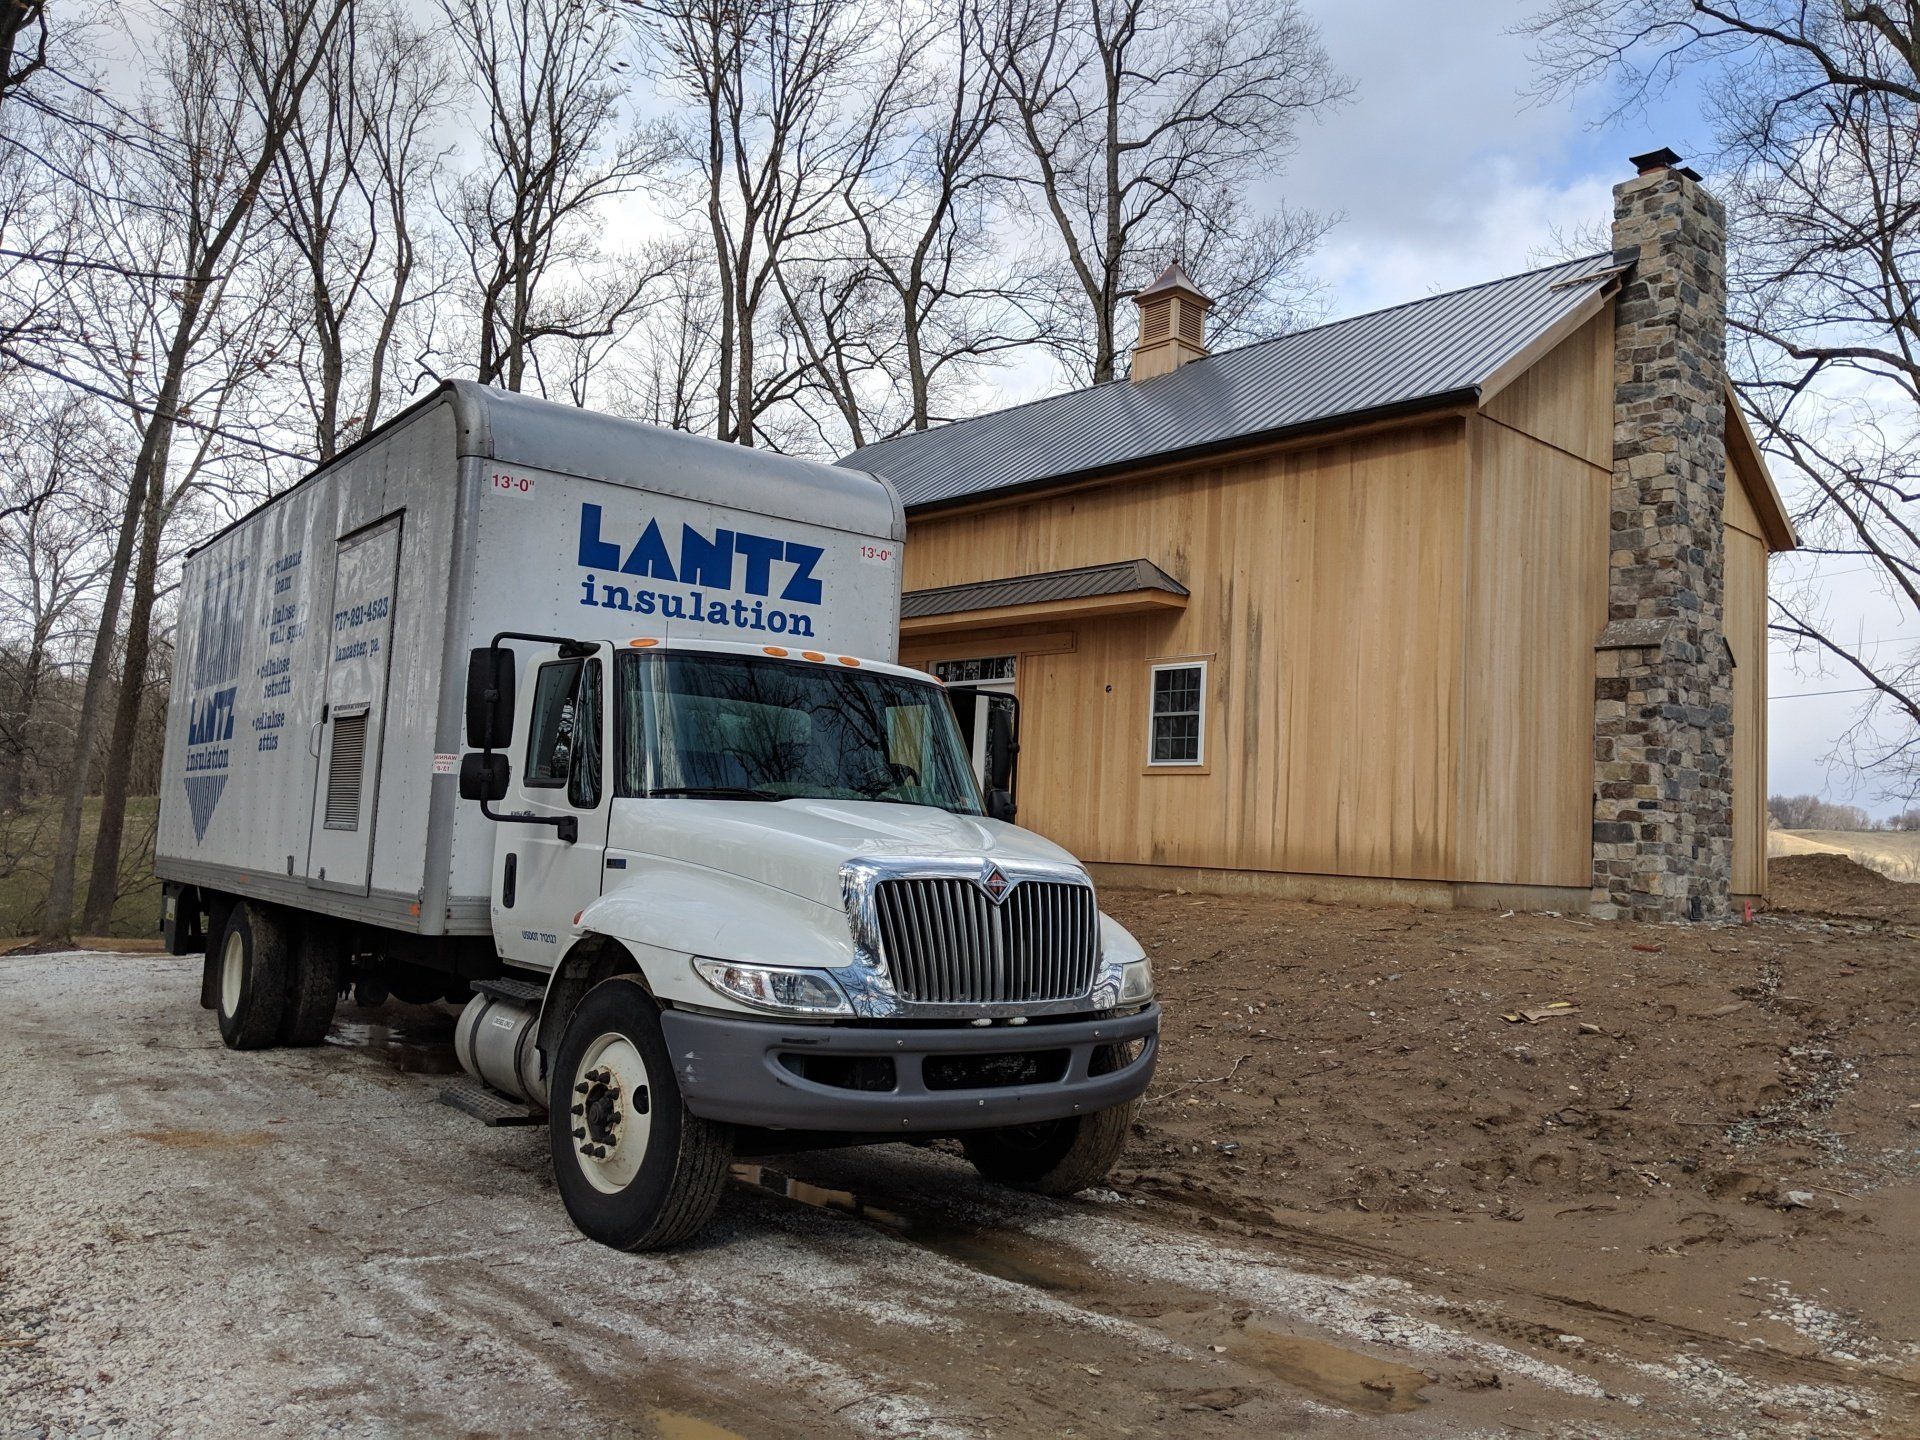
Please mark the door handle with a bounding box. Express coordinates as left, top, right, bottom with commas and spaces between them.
502, 852, 517, 908
308, 718, 324, 757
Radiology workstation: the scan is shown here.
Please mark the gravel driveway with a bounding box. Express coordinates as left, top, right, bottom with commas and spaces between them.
0, 951, 1897, 1438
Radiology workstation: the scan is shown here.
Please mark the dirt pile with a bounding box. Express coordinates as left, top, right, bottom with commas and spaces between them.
1769, 852, 1920, 922
1110, 886, 1918, 1221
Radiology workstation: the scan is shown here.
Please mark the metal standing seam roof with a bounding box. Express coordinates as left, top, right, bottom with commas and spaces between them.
840, 253, 1623, 511
901, 558, 1188, 620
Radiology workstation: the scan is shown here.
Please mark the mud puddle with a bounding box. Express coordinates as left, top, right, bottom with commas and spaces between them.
1226, 1328, 1428, 1414
731, 1163, 1088, 1292
129, 1127, 273, 1150
730, 1161, 1437, 1415
325, 1006, 461, 1075
648, 1410, 749, 1440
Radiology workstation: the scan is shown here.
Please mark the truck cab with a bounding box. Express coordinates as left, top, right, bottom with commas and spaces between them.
460, 634, 1159, 1249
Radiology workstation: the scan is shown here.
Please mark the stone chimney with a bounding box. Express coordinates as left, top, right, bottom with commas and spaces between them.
1130, 263, 1212, 381
1590, 148, 1734, 922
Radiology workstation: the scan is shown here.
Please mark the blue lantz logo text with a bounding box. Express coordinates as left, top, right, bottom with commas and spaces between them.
575, 503, 824, 638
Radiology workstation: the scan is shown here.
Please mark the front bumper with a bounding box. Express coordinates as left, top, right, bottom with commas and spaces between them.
659, 1003, 1160, 1133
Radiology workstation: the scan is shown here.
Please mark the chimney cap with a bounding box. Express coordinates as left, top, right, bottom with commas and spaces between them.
1629, 146, 1684, 175
1135, 261, 1213, 309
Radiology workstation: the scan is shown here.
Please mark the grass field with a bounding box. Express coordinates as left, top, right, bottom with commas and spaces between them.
0, 795, 162, 939
1770, 827, 1920, 881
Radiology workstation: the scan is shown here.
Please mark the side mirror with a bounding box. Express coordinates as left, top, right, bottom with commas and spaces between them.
986, 700, 1019, 792
465, 647, 515, 749
984, 697, 1019, 822
459, 751, 511, 802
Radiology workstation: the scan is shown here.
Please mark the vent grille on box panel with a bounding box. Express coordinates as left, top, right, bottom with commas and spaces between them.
871, 878, 1098, 1004
324, 711, 368, 830
1178, 301, 1203, 343
1142, 297, 1170, 340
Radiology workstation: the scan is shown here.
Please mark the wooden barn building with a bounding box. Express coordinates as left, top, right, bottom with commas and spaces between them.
844, 153, 1796, 921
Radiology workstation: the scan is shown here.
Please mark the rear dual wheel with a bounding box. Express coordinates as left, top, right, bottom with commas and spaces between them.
549, 977, 732, 1251
213, 903, 340, 1050
216, 902, 290, 1049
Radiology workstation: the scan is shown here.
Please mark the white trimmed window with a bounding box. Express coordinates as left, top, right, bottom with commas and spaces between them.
933, 655, 1016, 685
1147, 660, 1206, 766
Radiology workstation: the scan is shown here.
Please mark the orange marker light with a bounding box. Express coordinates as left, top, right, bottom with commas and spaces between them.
837, 656, 861, 667
629, 637, 659, 648
801, 650, 826, 662
572, 910, 584, 926
763, 645, 789, 657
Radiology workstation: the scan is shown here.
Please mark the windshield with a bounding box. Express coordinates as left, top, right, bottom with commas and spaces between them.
617, 651, 984, 814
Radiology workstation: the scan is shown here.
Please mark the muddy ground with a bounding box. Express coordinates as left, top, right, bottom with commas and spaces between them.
2, 856, 1916, 1437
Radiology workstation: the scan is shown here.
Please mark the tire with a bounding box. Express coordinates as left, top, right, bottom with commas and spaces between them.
198, 895, 237, 1010
549, 977, 732, 1251
960, 1100, 1137, 1196
215, 902, 291, 1051
279, 927, 342, 1046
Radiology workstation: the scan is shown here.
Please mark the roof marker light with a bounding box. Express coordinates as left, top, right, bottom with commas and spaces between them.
801, 650, 826, 662
837, 656, 861, 667
763, 645, 789, 657
629, 637, 659, 648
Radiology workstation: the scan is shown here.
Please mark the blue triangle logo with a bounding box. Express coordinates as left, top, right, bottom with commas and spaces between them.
184, 774, 227, 842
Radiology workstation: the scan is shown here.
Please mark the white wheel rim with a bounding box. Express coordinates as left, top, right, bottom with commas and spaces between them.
220, 930, 244, 1017
570, 1033, 654, 1195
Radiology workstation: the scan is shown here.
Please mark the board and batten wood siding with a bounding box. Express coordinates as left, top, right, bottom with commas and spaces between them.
903, 307, 1616, 890
1724, 461, 1771, 897
905, 421, 1472, 881
1464, 306, 1613, 887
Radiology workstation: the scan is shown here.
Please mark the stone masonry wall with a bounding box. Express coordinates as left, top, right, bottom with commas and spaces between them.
1591, 161, 1735, 921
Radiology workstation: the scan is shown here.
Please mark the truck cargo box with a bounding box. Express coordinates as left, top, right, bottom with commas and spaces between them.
156, 381, 905, 938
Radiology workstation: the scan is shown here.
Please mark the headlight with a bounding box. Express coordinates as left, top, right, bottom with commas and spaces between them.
1119, 956, 1154, 1004
693, 958, 852, 1015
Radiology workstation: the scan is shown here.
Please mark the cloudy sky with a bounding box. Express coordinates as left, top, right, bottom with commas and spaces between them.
1180, 0, 1912, 815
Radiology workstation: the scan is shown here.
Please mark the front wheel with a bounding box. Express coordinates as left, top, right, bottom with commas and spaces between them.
960, 1101, 1137, 1196
548, 977, 732, 1251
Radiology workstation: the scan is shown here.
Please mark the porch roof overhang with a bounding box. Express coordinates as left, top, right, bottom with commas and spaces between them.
900, 558, 1189, 637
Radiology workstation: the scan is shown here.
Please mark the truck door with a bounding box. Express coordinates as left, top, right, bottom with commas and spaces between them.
492, 646, 612, 970
306, 516, 402, 894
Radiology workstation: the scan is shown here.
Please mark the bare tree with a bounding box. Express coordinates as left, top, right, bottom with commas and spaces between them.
440, 0, 666, 395
820, 0, 1040, 439
1528, 1, 1920, 802
0, 388, 114, 815
637, 0, 922, 446
989, 0, 1346, 384
31, 0, 350, 943
0, 0, 48, 110
1768, 793, 1875, 831
273, 0, 453, 458
604, 237, 723, 432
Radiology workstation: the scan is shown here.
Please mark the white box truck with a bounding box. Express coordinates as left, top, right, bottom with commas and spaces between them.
155, 381, 1160, 1250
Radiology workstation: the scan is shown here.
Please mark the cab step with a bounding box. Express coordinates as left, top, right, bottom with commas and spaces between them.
439, 1076, 543, 1127
470, 976, 546, 1005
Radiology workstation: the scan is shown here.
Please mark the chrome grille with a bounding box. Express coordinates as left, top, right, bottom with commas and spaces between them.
871, 878, 1098, 1004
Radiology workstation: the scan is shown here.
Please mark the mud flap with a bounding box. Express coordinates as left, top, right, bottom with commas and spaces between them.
163, 883, 204, 957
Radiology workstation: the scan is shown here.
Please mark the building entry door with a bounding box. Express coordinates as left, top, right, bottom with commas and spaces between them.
934, 655, 1016, 788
